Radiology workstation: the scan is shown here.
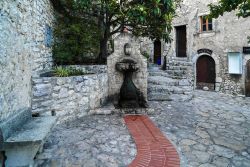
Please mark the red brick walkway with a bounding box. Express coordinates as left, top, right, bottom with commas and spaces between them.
124, 115, 180, 167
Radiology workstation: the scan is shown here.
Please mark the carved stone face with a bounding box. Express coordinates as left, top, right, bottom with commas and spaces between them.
124, 43, 132, 56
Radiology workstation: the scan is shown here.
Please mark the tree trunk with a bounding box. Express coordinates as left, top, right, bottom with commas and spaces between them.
98, 19, 111, 63
99, 37, 108, 63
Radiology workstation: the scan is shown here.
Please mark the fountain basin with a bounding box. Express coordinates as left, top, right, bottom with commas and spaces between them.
116, 59, 139, 73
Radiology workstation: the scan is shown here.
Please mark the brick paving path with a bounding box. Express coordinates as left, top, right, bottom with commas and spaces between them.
124, 115, 180, 167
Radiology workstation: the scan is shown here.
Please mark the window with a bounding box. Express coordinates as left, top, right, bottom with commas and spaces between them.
228, 52, 242, 74
45, 24, 53, 47
200, 16, 213, 32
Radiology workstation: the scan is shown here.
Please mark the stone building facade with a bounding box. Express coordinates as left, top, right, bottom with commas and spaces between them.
142, 0, 250, 96
0, 0, 54, 125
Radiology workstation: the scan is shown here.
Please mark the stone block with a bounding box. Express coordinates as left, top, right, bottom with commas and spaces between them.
58, 87, 68, 98
33, 84, 52, 97
179, 79, 190, 86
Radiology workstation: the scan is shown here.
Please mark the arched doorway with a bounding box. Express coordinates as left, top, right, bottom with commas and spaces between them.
246, 60, 250, 97
196, 55, 216, 90
154, 40, 161, 65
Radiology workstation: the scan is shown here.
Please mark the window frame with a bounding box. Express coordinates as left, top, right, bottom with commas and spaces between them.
228, 52, 243, 75
200, 15, 213, 32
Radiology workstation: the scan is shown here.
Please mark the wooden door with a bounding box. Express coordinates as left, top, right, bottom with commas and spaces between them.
196, 55, 216, 90
246, 60, 250, 97
176, 26, 187, 57
154, 40, 161, 64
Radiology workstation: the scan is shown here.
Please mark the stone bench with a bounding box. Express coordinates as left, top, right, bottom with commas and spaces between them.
0, 109, 56, 167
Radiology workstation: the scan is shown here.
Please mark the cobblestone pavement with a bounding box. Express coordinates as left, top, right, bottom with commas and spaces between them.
150, 90, 250, 167
35, 90, 250, 167
34, 115, 136, 167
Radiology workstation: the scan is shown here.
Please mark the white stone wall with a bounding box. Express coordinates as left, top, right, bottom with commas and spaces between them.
168, 0, 250, 95
32, 0, 54, 74
32, 71, 108, 123
0, 0, 54, 121
108, 33, 148, 100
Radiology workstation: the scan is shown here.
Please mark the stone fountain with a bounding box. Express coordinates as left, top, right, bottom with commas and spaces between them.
107, 33, 149, 112
116, 56, 147, 108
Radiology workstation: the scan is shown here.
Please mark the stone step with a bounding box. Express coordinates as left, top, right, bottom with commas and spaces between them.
148, 77, 192, 86
148, 76, 179, 86
167, 61, 193, 66
149, 71, 188, 80
148, 85, 193, 94
166, 66, 189, 71
165, 70, 187, 76
149, 71, 171, 78
148, 92, 193, 101
171, 75, 188, 79
148, 65, 161, 71
169, 57, 189, 61
147, 92, 171, 101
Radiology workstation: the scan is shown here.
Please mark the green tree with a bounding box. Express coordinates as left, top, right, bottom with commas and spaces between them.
53, 15, 101, 65
208, 0, 250, 18
51, 0, 102, 65
51, 0, 181, 63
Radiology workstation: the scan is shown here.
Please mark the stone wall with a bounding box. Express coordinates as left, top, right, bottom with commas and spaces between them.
32, 67, 108, 123
0, 0, 54, 122
168, 0, 250, 95
107, 33, 148, 102
31, 0, 54, 74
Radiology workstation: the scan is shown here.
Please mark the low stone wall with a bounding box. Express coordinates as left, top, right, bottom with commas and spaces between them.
32, 67, 108, 123
67, 65, 107, 74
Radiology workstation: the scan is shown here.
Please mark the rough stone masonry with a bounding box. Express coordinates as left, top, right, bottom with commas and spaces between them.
0, 0, 53, 124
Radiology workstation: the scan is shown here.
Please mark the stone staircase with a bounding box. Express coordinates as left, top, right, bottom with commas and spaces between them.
166, 57, 193, 79
147, 57, 194, 101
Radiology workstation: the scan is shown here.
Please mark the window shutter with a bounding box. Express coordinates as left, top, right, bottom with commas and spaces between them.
228, 52, 242, 74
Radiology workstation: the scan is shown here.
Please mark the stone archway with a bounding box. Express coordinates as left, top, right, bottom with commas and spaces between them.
193, 52, 221, 91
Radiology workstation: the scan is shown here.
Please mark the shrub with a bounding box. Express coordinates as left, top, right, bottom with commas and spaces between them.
53, 66, 86, 77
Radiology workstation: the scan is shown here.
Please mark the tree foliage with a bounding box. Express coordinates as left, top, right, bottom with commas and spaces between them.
53, 14, 101, 65
51, 0, 181, 63
208, 0, 250, 18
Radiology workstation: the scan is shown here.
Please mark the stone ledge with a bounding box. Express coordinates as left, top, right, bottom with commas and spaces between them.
4, 116, 56, 149
0, 109, 31, 142
3, 116, 57, 166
